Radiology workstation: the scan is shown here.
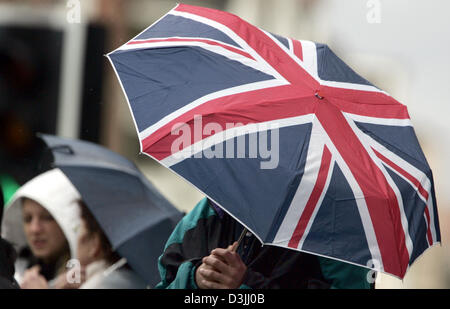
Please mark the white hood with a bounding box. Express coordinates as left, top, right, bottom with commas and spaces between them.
1, 168, 81, 259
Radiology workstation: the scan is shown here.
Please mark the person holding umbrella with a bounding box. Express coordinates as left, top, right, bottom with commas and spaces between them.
156, 198, 372, 289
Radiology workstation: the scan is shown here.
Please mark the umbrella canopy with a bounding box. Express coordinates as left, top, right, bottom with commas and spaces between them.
39, 134, 183, 286
107, 4, 440, 278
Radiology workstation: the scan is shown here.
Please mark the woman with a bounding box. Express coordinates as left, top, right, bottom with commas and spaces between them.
1, 168, 82, 288
76, 201, 146, 289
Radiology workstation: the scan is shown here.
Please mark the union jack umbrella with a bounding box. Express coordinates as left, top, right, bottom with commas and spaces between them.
107, 4, 441, 278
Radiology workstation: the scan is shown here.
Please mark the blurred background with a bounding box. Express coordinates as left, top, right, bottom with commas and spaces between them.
0, 0, 448, 288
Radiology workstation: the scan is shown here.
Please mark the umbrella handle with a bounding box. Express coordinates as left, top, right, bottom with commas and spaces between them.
37, 145, 75, 172
231, 227, 248, 252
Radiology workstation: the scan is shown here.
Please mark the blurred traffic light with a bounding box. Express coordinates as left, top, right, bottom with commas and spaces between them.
0, 25, 62, 185
0, 23, 106, 186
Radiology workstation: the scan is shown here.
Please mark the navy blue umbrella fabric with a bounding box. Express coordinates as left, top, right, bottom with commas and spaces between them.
39, 134, 183, 286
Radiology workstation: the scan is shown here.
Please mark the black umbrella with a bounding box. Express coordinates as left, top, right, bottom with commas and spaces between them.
39, 134, 183, 287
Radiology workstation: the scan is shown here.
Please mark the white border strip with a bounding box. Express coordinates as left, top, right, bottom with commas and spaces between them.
107, 4, 180, 55
321, 79, 388, 94
287, 37, 294, 53
273, 117, 384, 272
364, 132, 437, 244
344, 113, 412, 127
298, 157, 335, 249
106, 55, 144, 153
170, 10, 287, 83
346, 115, 414, 260
262, 30, 318, 80
126, 36, 248, 53
117, 40, 272, 76
273, 119, 324, 244
298, 40, 319, 79
264, 31, 387, 95
317, 119, 384, 271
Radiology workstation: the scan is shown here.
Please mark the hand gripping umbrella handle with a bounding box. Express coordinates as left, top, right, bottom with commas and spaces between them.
231, 227, 248, 252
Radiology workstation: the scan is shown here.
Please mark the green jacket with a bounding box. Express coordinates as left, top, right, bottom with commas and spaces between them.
155, 198, 372, 289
